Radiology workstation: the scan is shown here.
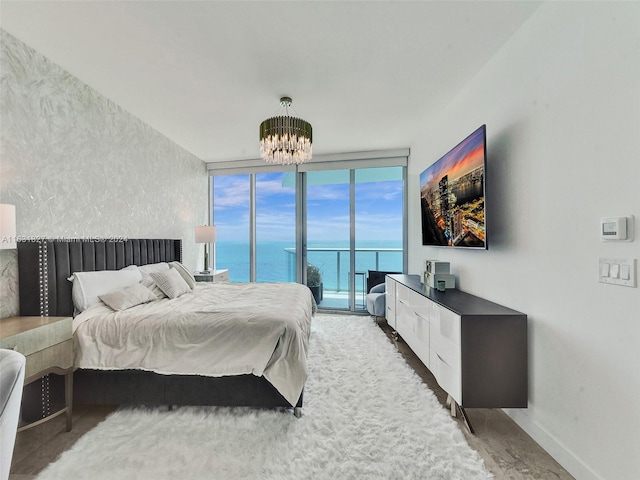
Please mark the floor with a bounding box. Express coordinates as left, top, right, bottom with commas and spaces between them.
9, 317, 574, 480
9, 405, 116, 480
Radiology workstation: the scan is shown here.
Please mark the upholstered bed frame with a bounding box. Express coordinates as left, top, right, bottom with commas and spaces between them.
17, 239, 302, 411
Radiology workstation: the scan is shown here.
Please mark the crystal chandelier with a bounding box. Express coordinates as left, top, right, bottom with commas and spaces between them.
259, 97, 312, 165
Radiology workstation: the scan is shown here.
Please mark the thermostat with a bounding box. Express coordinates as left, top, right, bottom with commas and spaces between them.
600, 216, 627, 240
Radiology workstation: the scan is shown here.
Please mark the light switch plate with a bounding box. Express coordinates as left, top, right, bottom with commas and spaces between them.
599, 258, 636, 287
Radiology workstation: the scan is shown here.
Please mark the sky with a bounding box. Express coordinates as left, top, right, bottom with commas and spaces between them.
419, 125, 485, 191
212, 168, 404, 245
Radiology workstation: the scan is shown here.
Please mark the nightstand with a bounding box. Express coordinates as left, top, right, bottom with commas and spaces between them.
194, 269, 229, 282
0, 316, 73, 432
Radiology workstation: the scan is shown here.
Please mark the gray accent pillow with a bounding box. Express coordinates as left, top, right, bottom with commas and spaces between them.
99, 283, 157, 311
150, 268, 192, 299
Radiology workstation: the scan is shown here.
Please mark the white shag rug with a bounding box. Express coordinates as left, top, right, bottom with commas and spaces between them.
36, 314, 492, 480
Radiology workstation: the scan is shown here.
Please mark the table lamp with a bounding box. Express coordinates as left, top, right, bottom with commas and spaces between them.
195, 225, 216, 273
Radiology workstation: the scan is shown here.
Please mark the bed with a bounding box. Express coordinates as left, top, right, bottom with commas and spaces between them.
17, 238, 313, 416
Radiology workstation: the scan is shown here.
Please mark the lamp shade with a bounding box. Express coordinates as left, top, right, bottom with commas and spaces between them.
195, 225, 216, 243
0, 204, 17, 249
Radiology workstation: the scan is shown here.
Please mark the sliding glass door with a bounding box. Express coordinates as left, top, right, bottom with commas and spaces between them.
305, 167, 404, 310
306, 169, 352, 309
354, 166, 404, 301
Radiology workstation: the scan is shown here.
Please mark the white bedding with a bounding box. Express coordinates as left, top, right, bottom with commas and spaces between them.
73, 282, 315, 406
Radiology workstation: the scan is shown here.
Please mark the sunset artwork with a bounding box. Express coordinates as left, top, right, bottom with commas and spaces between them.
420, 125, 487, 248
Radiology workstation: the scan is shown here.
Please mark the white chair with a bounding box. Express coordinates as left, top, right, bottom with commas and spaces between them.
366, 283, 386, 319
0, 349, 26, 480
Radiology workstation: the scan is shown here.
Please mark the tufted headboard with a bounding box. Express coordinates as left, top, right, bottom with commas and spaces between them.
17, 239, 182, 317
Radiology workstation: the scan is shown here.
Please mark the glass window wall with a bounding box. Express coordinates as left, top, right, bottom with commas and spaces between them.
210, 161, 405, 312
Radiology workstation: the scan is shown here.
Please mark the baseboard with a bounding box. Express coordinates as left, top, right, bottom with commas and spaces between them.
503, 409, 603, 480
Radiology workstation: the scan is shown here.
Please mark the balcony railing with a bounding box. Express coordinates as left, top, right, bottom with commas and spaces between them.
284, 246, 402, 309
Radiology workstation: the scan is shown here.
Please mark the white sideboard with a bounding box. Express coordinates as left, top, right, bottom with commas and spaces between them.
386, 274, 527, 430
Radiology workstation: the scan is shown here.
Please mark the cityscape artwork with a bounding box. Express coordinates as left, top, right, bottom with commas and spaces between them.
420, 125, 486, 248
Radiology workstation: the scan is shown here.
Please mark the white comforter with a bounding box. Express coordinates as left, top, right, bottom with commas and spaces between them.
73, 282, 314, 406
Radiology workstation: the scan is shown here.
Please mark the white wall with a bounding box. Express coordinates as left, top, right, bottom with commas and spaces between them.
408, 3, 639, 479
0, 31, 208, 317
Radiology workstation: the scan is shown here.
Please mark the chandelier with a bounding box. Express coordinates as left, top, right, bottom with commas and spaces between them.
259, 97, 312, 165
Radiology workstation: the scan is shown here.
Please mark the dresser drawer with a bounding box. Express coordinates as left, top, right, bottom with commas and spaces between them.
0, 316, 72, 356
397, 285, 431, 319
24, 339, 73, 380
430, 304, 461, 372
397, 301, 430, 368
431, 305, 461, 345
431, 350, 462, 404
385, 277, 396, 296
385, 294, 395, 314
386, 304, 396, 329
430, 328, 460, 373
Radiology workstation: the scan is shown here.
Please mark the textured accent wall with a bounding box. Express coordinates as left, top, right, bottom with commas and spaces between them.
0, 30, 208, 317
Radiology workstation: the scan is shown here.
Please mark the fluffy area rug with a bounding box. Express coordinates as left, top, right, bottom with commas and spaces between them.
36, 314, 491, 480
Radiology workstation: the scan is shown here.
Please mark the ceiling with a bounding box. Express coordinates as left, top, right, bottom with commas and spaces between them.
0, 1, 541, 163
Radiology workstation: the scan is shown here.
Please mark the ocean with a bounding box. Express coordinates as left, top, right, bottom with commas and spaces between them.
216, 241, 402, 291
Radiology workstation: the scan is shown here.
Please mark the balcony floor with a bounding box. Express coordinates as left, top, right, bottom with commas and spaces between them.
315, 288, 367, 311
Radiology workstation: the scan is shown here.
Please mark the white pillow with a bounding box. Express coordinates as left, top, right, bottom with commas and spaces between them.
69, 267, 143, 312
139, 262, 170, 274
169, 262, 196, 289
99, 284, 157, 311
150, 268, 192, 299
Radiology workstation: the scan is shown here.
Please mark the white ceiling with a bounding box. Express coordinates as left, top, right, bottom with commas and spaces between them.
0, 1, 541, 163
